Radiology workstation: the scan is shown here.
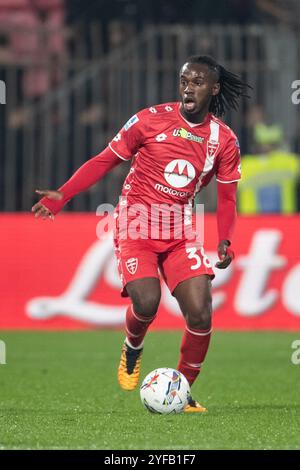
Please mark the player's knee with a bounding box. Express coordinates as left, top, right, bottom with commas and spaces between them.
186, 299, 212, 330
131, 291, 161, 319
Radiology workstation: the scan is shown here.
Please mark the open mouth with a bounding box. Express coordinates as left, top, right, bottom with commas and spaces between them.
183, 97, 196, 112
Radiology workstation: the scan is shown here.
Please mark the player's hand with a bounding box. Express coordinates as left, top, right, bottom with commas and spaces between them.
31, 189, 62, 220
215, 240, 234, 269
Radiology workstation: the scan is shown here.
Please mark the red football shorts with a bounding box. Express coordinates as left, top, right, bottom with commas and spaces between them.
114, 236, 215, 297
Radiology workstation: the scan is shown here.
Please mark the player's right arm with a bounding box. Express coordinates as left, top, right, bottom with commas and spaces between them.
31, 146, 122, 218
32, 112, 146, 219
32, 189, 63, 219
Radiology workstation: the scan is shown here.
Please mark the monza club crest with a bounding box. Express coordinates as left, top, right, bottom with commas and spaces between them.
207, 140, 219, 158
125, 258, 138, 275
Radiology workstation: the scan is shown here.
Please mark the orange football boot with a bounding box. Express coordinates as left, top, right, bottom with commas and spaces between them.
184, 396, 207, 413
118, 341, 143, 391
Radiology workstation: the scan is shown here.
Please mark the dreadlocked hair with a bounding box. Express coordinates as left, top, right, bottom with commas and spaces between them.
186, 55, 252, 117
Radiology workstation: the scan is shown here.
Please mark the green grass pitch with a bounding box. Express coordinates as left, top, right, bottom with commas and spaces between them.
0, 331, 299, 450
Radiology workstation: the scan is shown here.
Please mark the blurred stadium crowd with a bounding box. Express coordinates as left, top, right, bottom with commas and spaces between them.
0, 0, 300, 212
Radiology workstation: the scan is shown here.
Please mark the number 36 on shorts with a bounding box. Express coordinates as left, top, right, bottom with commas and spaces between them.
186, 246, 212, 270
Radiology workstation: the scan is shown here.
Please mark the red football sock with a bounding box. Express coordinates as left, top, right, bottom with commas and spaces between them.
125, 304, 155, 349
177, 326, 212, 386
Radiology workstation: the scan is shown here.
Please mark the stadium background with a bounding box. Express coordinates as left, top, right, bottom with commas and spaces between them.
1, 0, 300, 451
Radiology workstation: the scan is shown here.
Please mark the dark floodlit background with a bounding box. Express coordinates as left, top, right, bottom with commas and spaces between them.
0, 0, 300, 212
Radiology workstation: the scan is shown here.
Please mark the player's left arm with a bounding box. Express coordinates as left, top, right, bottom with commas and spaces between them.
215, 133, 241, 269
216, 181, 237, 269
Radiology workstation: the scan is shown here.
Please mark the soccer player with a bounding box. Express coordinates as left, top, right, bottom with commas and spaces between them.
32, 55, 250, 412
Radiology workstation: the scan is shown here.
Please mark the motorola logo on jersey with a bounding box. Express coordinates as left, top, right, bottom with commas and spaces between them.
164, 159, 196, 188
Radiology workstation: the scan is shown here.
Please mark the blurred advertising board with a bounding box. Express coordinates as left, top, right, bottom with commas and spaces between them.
1, 214, 300, 330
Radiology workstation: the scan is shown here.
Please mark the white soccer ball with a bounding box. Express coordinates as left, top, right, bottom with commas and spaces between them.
140, 368, 191, 414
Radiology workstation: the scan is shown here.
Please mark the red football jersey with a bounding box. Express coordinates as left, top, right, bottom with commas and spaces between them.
109, 102, 241, 240
109, 102, 241, 207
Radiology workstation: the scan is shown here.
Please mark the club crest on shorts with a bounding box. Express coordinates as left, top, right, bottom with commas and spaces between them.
207, 140, 219, 158
125, 257, 138, 275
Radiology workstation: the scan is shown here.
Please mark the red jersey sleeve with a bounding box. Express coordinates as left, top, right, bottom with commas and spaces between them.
39, 146, 121, 215
216, 133, 241, 183
108, 111, 146, 161
217, 181, 237, 243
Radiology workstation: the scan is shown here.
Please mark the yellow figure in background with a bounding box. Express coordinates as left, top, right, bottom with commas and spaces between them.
238, 123, 300, 214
